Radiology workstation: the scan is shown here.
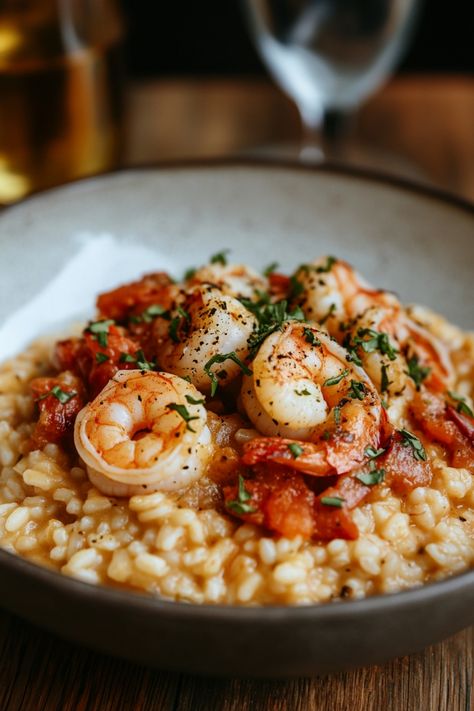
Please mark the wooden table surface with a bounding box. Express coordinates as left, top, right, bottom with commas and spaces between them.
1, 76, 473, 710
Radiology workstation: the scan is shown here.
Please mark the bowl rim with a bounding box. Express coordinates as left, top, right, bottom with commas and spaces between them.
0, 157, 473, 620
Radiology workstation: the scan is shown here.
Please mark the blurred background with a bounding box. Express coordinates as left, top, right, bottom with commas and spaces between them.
0, 0, 472, 205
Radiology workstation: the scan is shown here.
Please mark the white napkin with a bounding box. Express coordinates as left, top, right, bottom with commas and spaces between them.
0, 233, 177, 362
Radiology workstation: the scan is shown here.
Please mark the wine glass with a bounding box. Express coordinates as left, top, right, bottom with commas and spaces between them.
243, 0, 421, 163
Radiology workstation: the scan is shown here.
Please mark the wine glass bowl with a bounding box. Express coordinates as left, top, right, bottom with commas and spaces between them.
244, 0, 420, 135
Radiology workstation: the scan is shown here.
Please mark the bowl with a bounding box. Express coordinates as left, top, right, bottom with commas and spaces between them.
0, 161, 472, 676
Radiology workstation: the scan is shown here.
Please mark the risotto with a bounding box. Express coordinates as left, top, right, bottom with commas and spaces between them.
0, 255, 473, 605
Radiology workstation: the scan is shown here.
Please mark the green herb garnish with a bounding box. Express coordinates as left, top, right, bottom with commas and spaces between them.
204, 351, 252, 396
381, 363, 390, 393
263, 262, 279, 277
226, 475, 256, 515
38, 386, 77, 404
323, 369, 349, 387
119, 350, 156, 371
447, 391, 474, 418
288, 443, 304, 458
348, 380, 367, 400
139, 304, 169, 323
184, 267, 197, 281
315, 256, 336, 273
406, 354, 431, 390
87, 319, 114, 348
356, 468, 385, 486
400, 429, 427, 461
304, 327, 321, 346
168, 316, 182, 343
320, 496, 345, 508
185, 394, 206, 405
295, 388, 311, 396
167, 403, 200, 432
246, 300, 305, 356
95, 352, 110, 364
353, 328, 398, 360
210, 249, 230, 266
365, 446, 385, 460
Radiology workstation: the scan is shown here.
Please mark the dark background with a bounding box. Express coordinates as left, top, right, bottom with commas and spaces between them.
120, 0, 473, 78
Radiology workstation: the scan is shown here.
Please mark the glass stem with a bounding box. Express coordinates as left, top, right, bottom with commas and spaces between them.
300, 107, 354, 163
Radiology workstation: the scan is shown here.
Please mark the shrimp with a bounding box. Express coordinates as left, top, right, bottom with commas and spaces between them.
158, 284, 256, 393
293, 257, 454, 394
240, 322, 387, 476
74, 369, 212, 497
188, 263, 268, 300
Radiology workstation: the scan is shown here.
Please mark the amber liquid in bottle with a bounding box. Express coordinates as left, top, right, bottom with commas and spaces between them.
0, 2, 124, 204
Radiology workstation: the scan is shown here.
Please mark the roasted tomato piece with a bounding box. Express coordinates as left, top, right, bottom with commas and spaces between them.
268, 272, 291, 300
380, 430, 432, 494
410, 391, 474, 470
30, 371, 86, 448
313, 475, 370, 541
96, 272, 175, 322
224, 465, 315, 539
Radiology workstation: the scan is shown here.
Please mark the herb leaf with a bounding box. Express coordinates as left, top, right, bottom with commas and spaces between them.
319, 303, 336, 325
400, 429, 427, 461
184, 267, 197, 281
204, 351, 252, 396
348, 380, 367, 400
447, 391, 474, 418
288, 442, 304, 458
304, 327, 321, 346
263, 262, 279, 277
323, 369, 349, 387
226, 475, 256, 515
320, 496, 345, 508
246, 299, 305, 356
95, 352, 110, 364
356, 468, 385, 486
119, 350, 156, 371
87, 319, 114, 348
210, 249, 230, 266
365, 446, 386, 460
406, 354, 431, 389
315, 256, 336, 273
38, 386, 77, 404
185, 394, 206, 405
381, 363, 390, 393
167, 403, 200, 432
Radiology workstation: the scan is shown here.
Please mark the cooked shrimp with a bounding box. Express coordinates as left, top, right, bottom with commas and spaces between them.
188, 263, 268, 300
291, 256, 398, 334
158, 284, 256, 392
240, 322, 386, 475
74, 369, 212, 497
293, 257, 454, 394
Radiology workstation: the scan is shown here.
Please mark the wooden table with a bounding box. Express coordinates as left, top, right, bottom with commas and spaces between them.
1, 76, 473, 710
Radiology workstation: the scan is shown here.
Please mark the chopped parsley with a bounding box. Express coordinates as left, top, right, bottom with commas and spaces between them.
323, 369, 349, 387
177, 306, 190, 321
320, 496, 345, 508
381, 363, 390, 393
288, 442, 304, 458
289, 275, 304, 298
38, 386, 77, 404
168, 316, 182, 343
167, 403, 200, 432
365, 446, 386, 460
400, 429, 427, 461
185, 394, 206, 405
447, 391, 474, 418
246, 299, 305, 356
183, 267, 197, 280
263, 262, 279, 277
119, 350, 156, 371
353, 328, 398, 360
87, 319, 114, 348
295, 388, 311, 396
333, 405, 342, 424
226, 475, 256, 515
406, 354, 431, 390
204, 351, 252, 396
95, 352, 110, 364
139, 304, 169, 323
315, 256, 336, 273
348, 380, 367, 400
210, 249, 230, 266
356, 468, 385, 486
304, 327, 321, 346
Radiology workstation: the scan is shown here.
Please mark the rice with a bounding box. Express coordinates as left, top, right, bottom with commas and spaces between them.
0, 311, 473, 606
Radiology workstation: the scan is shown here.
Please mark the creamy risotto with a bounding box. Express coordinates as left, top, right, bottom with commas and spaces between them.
0, 255, 473, 605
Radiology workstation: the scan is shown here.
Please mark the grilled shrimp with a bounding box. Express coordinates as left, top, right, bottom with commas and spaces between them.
74, 370, 212, 497
293, 257, 454, 393
158, 284, 256, 393
188, 263, 267, 300
240, 322, 386, 475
